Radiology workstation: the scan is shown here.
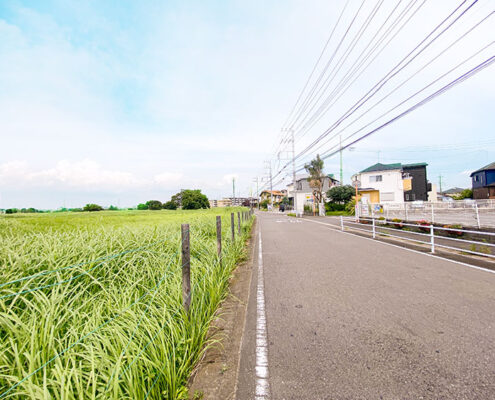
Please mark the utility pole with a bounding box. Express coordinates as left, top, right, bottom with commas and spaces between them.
253, 177, 260, 210
438, 174, 443, 195
339, 135, 343, 186
232, 177, 236, 207
290, 129, 298, 216
264, 160, 273, 208
269, 162, 273, 208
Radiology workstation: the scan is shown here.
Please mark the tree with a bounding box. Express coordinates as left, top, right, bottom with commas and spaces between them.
137, 203, 148, 210
327, 185, 355, 204
453, 188, 473, 200
83, 204, 103, 212
145, 200, 163, 210
108, 205, 119, 211
180, 190, 210, 210
163, 200, 177, 210
281, 196, 289, 205
260, 199, 269, 209
304, 154, 325, 204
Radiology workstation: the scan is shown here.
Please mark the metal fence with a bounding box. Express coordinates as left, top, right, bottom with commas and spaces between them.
358, 200, 495, 229
340, 216, 495, 259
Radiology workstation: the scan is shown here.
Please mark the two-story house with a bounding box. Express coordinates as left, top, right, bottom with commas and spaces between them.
260, 190, 286, 204
287, 174, 339, 214
353, 162, 430, 203
471, 162, 495, 199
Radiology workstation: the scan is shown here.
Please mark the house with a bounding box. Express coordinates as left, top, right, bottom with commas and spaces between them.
353, 162, 431, 203
402, 163, 429, 201
260, 190, 286, 204
471, 162, 495, 199
287, 174, 339, 214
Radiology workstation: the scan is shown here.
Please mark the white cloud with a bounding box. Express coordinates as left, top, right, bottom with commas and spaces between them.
220, 173, 239, 187
0, 159, 184, 192
153, 172, 183, 185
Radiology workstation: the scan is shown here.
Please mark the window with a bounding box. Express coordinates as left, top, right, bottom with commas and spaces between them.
370, 175, 382, 182
405, 194, 410, 201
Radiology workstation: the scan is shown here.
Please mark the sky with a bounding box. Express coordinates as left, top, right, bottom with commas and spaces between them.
0, 0, 494, 209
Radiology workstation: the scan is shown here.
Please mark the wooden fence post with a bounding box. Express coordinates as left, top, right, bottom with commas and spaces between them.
237, 212, 241, 235
181, 224, 191, 313
216, 216, 222, 265
231, 213, 235, 242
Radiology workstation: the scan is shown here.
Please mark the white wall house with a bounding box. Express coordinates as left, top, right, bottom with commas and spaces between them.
287, 174, 339, 214
353, 163, 405, 204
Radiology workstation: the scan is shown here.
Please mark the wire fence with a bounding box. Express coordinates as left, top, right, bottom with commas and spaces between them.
0, 209, 255, 399
340, 215, 495, 259
358, 200, 495, 228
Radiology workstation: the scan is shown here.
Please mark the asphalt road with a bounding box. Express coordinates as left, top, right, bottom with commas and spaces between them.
236, 212, 495, 400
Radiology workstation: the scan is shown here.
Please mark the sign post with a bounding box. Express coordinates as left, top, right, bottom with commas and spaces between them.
352, 177, 361, 220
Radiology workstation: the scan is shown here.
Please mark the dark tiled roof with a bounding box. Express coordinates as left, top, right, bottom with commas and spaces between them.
402, 162, 428, 168
360, 163, 402, 173
470, 162, 495, 176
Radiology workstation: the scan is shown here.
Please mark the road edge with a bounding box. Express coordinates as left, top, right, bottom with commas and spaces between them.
187, 216, 257, 399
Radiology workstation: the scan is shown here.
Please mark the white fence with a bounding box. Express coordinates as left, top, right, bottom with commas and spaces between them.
341, 216, 495, 259
358, 200, 495, 229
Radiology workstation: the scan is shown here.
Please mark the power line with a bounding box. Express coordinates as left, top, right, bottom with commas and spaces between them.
308, 35, 494, 158
280, 0, 351, 132
291, 0, 385, 135
312, 54, 495, 167
285, 0, 367, 134
294, 0, 479, 164
293, 0, 426, 141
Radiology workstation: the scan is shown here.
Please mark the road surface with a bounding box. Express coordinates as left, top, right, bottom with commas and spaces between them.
236, 212, 495, 400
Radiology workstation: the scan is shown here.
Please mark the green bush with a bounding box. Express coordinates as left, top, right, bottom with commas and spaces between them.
345, 200, 355, 215
325, 202, 346, 212
163, 201, 177, 210
260, 199, 269, 210
145, 200, 163, 210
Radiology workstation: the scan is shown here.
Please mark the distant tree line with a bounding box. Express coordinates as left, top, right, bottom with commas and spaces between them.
3, 207, 45, 214
1, 189, 210, 214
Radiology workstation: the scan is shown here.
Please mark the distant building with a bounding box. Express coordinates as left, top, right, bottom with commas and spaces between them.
353, 162, 432, 203
209, 197, 257, 208
471, 162, 495, 199
225, 197, 253, 207
209, 199, 232, 208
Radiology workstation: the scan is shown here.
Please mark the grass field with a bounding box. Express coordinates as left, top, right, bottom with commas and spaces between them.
0, 208, 253, 399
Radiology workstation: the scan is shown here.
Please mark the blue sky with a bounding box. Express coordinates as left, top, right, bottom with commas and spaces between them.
0, 0, 494, 208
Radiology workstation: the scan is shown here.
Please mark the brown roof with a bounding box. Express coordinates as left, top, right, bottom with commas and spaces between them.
261, 190, 285, 196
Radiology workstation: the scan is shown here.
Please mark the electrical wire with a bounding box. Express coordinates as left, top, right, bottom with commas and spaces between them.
295, 0, 478, 163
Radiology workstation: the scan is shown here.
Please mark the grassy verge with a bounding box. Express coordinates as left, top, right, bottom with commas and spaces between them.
0, 208, 253, 399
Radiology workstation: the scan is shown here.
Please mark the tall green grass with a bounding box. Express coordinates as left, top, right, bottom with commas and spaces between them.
0, 209, 253, 399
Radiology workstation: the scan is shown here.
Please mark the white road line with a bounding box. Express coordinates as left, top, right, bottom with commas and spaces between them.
255, 229, 270, 399
302, 218, 495, 275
